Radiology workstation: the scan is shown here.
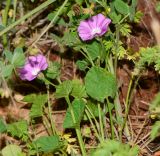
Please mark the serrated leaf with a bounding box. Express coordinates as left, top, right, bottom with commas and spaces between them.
85, 66, 117, 102
24, 94, 47, 118
7, 120, 28, 141
76, 60, 88, 71
109, 12, 122, 24
63, 99, 85, 128
11, 48, 25, 67
34, 135, 63, 153
0, 118, 7, 133
120, 23, 131, 36
45, 61, 61, 79
114, 0, 130, 15
71, 79, 87, 98
62, 30, 80, 46
55, 80, 72, 98
103, 40, 113, 51
1, 144, 22, 156
23, 93, 36, 103
91, 140, 139, 156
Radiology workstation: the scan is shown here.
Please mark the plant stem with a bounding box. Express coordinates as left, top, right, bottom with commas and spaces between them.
0, 0, 56, 36
85, 105, 101, 136
13, 0, 17, 22
122, 74, 140, 134
85, 109, 102, 143
42, 115, 53, 135
106, 99, 115, 139
46, 85, 57, 135
98, 103, 104, 140
2, 0, 11, 47
81, 48, 95, 67
65, 96, 87, 156
114, 24, 120, 73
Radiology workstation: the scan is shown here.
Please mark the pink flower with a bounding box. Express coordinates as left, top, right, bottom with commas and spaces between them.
78, 14, 111, 41
19, 54, 48, 81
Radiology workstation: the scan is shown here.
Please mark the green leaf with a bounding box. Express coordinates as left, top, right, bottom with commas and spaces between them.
85, 101, 99, 118
109, 12, 122, 24
45, 61, 61, 79
47, 12, 65, 25
85, 66, 117, 102
91, 140, 139, 156
75, 0, 83, 5
120, 23, 131, 36
76, 60, 88, 71
7, 120, 28, 141
23, 94, 47, 118
0, 118, 7, 133
23, 93, 36, 103
71, 79, 87, 98
151, 121, 160, 140
103, 40, 114, 51
133, 11, 143, 23
1, 64, 13, 78
156, 2, 160, 13
63, 98, 85, 128
129, 0, 138, 21
62, 30, 80, 47
114, 0, 130, 15
55, 80, 72, 98
34, 135, 63, 153
84, 101, 114, 120
11, 48, 25, 67
86, 41, 101, 60
1, 144, 22, 156
4, 50, 13, 62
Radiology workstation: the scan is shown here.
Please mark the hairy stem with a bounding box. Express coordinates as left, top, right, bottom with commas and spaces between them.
47, 85, 57, 135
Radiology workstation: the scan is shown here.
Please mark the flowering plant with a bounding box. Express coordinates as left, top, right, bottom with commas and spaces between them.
0, 0, 150, 156
19, 54, 48, 81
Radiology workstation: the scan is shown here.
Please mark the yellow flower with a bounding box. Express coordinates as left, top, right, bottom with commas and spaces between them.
8, 9, 14, 18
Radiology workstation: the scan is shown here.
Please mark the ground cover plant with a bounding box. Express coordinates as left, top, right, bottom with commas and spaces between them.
1, 0, 160, 155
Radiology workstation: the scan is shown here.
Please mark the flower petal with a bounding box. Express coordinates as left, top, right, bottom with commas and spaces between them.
78, 14, 111, 41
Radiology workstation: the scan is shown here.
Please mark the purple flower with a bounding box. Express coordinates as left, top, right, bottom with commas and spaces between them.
78, 14, 111, 41
19, 54, 48, 81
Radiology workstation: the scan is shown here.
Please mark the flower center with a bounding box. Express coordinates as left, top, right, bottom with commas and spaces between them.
32, 67, 40, 76
91, 27, 101, 35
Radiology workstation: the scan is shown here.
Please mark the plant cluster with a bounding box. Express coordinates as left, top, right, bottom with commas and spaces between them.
0, 0, 160, 156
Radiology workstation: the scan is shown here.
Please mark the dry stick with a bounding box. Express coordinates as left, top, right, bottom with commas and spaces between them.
128, 116, 134, 141
135, 132, 151, 145
140, 138, 152, 151
133, 118, 148, 144
31, 0, 68, 47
